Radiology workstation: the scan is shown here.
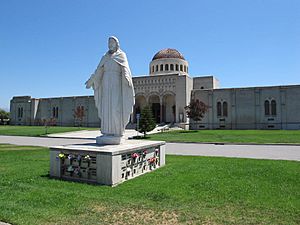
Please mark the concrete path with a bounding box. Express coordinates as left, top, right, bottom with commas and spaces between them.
46, 125, 181, 139
0, 135, 91, 147
1, 135, 300, 161
166, 143, 300, 161
0, 222, 11, 225
47, 129, 139, 139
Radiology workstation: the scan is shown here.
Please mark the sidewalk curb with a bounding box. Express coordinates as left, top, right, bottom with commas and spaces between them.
159, 141, 300, 146
43, 135, 96, 140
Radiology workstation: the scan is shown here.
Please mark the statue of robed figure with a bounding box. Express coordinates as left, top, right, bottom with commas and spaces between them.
85, 36, 135, 144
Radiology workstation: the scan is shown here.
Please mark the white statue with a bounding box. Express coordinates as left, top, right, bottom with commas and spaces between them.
85, 36, 135, 144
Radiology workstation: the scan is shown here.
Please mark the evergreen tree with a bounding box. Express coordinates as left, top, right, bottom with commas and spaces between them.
137, 105, 156, 137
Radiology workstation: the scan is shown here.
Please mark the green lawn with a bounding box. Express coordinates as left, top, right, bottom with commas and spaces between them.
148, 130, 300, 144
2, 126, 300, 145
0, 145, 299, 225
0, 125, 98, 137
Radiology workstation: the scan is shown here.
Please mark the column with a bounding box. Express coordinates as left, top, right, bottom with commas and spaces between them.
160, 97, 163, 123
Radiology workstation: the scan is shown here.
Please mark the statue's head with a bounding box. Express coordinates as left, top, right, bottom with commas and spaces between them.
108, 36, 119, 54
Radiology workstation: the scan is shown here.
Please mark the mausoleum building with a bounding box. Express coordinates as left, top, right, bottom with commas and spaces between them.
10, 48, 300, 129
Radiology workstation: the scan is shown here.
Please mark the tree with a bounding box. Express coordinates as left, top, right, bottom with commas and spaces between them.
0, 109, 10, 125
73, 106, 85, 127
184, 99, 208, 122
42, 118, 57, 134
137, 105, 156, 137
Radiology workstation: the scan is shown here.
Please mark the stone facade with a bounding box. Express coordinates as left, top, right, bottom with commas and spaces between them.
10, 48, 300, 129
190, 85, 300, 130
10, 95, 100, 127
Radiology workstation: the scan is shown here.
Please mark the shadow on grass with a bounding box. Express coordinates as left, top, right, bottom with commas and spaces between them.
132, 136, 151, 139
40, 173, 50, 178
177, 130, 198, 133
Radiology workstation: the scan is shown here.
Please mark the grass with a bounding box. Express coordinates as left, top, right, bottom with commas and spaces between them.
0, 144, 299, 224
147, 130, 300, 144
2, 126, 300, 145
0, 125, 98, 137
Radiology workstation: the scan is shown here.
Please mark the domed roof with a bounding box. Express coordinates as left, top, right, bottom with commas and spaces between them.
152, 48, 185, 61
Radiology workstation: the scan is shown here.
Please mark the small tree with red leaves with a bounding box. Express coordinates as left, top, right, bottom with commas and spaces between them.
42, 118, 57, 134
73, 106, 85, 127
184, 99, 208, 122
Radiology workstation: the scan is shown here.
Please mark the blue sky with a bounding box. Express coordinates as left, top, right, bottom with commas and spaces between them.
1, 0, 299, 111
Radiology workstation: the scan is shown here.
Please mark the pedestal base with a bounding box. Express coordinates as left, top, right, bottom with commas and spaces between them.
96, 135, 122, 145
50, 140, 166, 186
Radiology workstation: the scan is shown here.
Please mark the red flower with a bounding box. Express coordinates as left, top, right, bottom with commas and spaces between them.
148, 157, 156, 164
131, 153, 139, 159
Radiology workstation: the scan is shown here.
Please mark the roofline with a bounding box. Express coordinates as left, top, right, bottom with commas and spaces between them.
193, 84, 300, 92
151, 58, 187, 62
133, 73, 181, 79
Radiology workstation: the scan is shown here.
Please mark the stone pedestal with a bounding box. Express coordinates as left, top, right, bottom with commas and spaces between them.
96, 135, 122, 145
49, 140, 165, 186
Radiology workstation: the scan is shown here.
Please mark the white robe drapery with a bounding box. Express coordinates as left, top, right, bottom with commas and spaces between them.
89, 49, 135, 136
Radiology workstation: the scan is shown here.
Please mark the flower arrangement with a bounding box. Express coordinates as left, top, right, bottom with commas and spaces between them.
68, 154, 74, 160
131, 153, 139, 159
84, 155, 91, 161
148, 157, 157, 164
57, 153, 65, 159
142, 150, 148, 155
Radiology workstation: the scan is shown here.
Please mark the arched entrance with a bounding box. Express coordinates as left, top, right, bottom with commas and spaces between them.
162, 94, 176, 123
134, 95, 146, 123
148, 94, 161, 123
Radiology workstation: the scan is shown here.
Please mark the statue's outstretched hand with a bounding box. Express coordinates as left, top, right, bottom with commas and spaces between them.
85, 77, 93, 89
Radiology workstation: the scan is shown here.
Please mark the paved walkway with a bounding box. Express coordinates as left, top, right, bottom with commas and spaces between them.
166, 143, 300, 161
0, 222, 10, 225
0, 135, 91, 147
0, 134, 299, 161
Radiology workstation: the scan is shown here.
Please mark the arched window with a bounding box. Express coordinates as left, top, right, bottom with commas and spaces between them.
52, 107, 59, 118
165, 64, 169, 71
156, 65, 158, 72
184, 65, 187, 72
52, 107, 56, 118
176, 64, 179, 71
18, 107, 23, 118
180, 65, 183, 71
223, 102, 228, 117
170, 64, 174, 71
217, 102, 222, 117
152, 66, 154, 73
264, 100, 270, 116
271, 100, 276, 116
160, 64, 163, 71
